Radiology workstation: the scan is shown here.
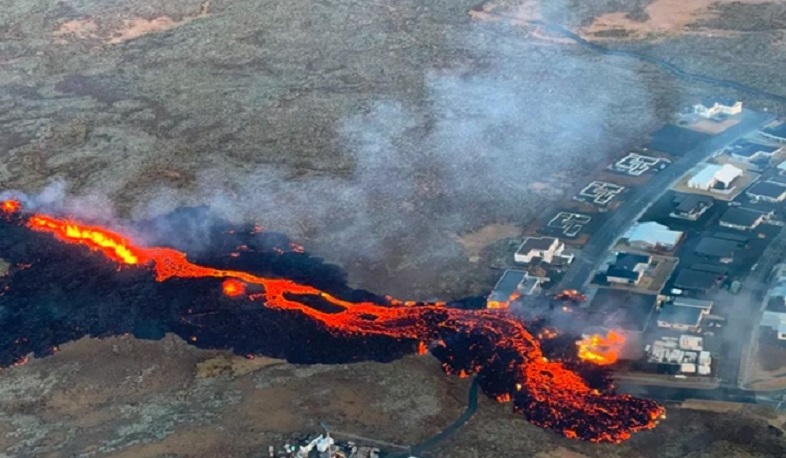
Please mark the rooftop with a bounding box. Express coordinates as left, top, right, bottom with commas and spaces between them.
700, 97, 739, 108
762, 124, 786, 139
614, 252, 651, 270
623, 222, 683, 248
719, 207, 765, 228
674, 269, 719, 290
694, 236, 738, 258
689, 163, 742, 187
657, 304, 704, 327
727, 140, 779, 158
748, 181, 786, 199
516, 236, 558, 254
674, 194, 714, 213
488, 269, 527, 303
672, 297, 714, 311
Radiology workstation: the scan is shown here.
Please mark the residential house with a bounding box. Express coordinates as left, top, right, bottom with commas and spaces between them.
622, 222, 684, 252
605, 252, 651, 286
514, 236, 572, 265
670, 194, 714, 221
687, 164, 742, 191
656, 298, 713, 332
719, 207, 770, 231
747, 181, 786, 203
726, 140, 781, 164
761, 124, 786, 143
692, 98, 743, 119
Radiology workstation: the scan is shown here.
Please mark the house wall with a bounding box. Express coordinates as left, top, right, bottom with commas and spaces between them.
657, 320, 695, 332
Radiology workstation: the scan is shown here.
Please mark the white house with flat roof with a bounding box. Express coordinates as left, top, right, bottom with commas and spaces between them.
514, 236, 573, 265
688, 163, 742, 191
693, 98, 742, 119
622, 222, 683, 252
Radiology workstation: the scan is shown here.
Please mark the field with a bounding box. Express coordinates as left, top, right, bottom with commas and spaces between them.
3, 0, 786, 456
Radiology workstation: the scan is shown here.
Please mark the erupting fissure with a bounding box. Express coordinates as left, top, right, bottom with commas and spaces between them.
0, 200, 665, 443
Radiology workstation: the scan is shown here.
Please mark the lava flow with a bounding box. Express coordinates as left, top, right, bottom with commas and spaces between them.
0, 200, 665, 443
577, 331, 625, 366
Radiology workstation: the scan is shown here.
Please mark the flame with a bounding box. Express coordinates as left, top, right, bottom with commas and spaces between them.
222, 279, 246, 297
554, 289, 587, 303
577, 331, 625, 366
1, 200, 21, 214
7, 203, 664, 443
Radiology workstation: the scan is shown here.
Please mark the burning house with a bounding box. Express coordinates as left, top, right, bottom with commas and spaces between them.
0, 199, 665, 443
486, 269, 544, 309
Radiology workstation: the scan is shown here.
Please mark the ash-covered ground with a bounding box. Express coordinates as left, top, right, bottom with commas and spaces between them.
2, 0, 786, 456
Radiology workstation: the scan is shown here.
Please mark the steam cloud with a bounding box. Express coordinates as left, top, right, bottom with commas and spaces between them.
3, 20, 671, 298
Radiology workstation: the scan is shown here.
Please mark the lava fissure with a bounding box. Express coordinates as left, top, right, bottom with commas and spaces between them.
0, 200, 664, 443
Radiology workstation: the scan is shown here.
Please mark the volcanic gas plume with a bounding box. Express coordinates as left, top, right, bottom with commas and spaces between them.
0, 200, 664, 443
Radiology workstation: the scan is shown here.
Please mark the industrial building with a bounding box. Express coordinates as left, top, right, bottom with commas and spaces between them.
692, 98, 742, 119
687, 163, 742, 191
718, 207, 770, 231
513, 236, 573, 265
746, 181, 786, 203
622, 222, 683, 252
604, 252, 652, 286
670, 194, 714, 221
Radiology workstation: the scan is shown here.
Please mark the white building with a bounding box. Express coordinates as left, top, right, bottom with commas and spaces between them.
514, 236, 572, 265
622, 221, 683, 252
760, 266, 786, 341
693, 98, 742, 119
687, 163, 742, 191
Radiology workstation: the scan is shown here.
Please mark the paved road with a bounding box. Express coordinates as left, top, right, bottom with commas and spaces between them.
558, 110, 775, 291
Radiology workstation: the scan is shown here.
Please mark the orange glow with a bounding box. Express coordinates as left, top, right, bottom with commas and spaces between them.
222, 279, 246, 297
11, 202, 664, 443
577, 331, 625, 366
1, 200, 20, 214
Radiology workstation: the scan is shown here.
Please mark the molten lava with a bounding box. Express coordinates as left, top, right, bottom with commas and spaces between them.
554, 289, 587, 303
577, 331, 625, 366
222, 279, 246, 297
0, 200, 665, 443
1, 199, 20, 214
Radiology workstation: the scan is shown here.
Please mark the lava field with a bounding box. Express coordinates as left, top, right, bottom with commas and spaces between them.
0, 200, 664, 443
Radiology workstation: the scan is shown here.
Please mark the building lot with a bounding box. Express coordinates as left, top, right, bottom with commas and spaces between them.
672, 163, 758, 201
585, 288, 658, 332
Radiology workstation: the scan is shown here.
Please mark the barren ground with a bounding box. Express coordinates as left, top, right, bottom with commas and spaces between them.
3, 0, 786, 456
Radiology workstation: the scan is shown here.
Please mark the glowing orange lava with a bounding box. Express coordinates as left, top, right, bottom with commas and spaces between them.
6, 202, 665, 443
577, 331, 625, 366
222, 279, 246, 297
1, 200, 20, 214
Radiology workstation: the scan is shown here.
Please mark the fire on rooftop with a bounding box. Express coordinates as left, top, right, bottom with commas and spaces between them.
0, 199, 665, 443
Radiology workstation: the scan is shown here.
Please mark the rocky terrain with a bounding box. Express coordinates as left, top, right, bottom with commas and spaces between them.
3, 0, 786, 456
